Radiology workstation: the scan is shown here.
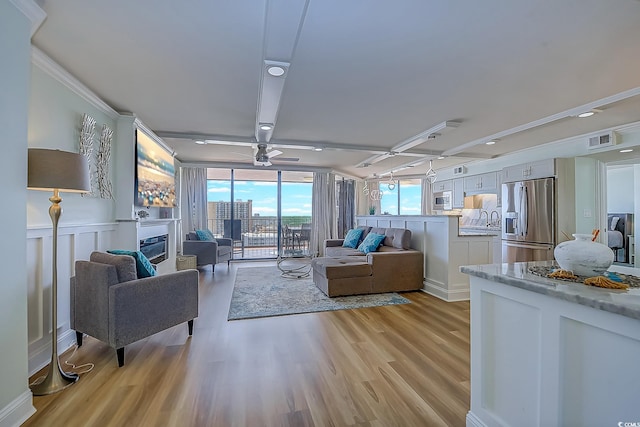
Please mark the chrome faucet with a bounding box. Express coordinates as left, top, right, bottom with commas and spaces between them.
479, 210, 489, 227
490, 210, 500, 227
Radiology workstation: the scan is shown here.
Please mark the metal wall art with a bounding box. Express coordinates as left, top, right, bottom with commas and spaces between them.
97, 124, 114, 199
79, 113, 96, 197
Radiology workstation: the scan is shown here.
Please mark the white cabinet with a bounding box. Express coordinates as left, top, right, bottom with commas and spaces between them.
432, 179, 452, 192
502, 158, 556, 182
496, 170, 503, 207
464, 171, 497, 194
453, 178, 464, 208
492, 235, 502, 264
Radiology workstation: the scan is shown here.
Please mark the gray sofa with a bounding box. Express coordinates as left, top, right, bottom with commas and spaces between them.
312, 227, 423, 297
183, 232, 233, 270
70, 251, 199, 367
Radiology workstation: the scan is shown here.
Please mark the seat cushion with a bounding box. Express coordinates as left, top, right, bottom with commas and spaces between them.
312, 257, 371, 279
324, 246, 362, 257
90, 251, 138, 283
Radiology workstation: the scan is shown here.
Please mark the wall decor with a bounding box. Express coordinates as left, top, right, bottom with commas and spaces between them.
79, 113, 96, 196
97, 124, 114, 199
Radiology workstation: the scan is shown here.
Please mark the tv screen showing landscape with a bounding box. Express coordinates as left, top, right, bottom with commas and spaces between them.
136, 129, 176, 207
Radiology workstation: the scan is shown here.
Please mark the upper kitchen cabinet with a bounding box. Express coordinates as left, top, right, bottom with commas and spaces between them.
464, 172, 497, 194
502, 158, 556, 183
453, 178, 464, 208
432, 179, 453, 192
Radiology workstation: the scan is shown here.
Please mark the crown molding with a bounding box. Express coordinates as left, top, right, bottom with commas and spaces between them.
31, 46, 119, 120
10, 0, 46, 37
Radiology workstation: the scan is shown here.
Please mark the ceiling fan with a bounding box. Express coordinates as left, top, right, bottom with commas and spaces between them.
253, 143, 298, 166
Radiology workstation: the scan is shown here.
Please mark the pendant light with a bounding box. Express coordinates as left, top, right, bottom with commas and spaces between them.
425, 159, 437, 183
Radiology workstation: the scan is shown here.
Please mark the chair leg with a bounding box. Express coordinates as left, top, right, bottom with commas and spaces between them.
76, 331, 83, 347
116, 347, 125, 367
188, 319, 194, 335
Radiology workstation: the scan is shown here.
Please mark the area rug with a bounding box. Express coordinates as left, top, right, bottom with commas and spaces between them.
228, 265, 411, 320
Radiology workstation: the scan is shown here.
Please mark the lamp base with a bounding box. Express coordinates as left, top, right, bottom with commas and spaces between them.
29, 356, 78, 396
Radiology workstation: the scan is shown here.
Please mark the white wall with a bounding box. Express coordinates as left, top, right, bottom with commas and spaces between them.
607, 166, 635, 213
0, 0, 36, 424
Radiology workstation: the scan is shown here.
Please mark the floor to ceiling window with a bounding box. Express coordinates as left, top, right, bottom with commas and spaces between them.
206, 168, 312, 259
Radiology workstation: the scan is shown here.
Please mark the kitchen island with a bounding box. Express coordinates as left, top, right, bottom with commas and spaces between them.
462, 261, 640, 427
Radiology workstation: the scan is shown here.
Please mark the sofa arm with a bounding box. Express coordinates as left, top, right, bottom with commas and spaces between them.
324, 239, 344, 248
108, 269, 199, 348
215, 237, 232, 247
367, 250, 424, 293
183, 240, 219, 265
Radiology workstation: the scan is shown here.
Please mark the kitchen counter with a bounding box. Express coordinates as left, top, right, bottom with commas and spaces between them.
461, 260, 640, 320
458, 225, 501, 236
462, 261, 640, 426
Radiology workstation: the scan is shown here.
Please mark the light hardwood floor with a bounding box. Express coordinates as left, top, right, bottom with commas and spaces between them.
24, 261, 470, 427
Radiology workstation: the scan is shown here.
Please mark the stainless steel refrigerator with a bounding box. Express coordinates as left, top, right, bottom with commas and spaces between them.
501, 177, 555, 263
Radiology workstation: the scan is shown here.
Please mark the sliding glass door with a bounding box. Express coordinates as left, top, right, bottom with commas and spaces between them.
206, 168, 312, 259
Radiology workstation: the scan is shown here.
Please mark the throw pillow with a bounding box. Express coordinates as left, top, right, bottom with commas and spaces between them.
342, 228, 364, 248
195, 229, 215, 241
107, 250, 157, 278
357, 232, 386, 254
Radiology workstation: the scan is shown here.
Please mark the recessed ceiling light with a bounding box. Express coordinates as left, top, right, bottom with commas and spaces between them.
620, 149, 634, 153
437, 156, 445, 160
486, 140, 496, 145
578, 111, 595, 118
194, 140, 206, 145
267, 66, 286, 77
313, 147, 323, 152
259, 123, 273, 131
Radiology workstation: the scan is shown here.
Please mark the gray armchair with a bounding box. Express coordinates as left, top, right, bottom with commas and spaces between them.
70, 251, 198, 367
183, 232, 233, 271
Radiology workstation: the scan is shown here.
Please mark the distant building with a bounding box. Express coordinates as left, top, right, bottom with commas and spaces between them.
208, 200, 253, 235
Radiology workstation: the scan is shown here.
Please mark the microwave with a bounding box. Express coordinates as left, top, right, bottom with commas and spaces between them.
433, 190, 452, 210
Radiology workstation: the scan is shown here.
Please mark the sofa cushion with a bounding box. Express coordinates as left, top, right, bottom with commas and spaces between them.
325, 246, 363, 257
342, 228, 364, 248
357, 233, 386, 254
195, 229, 215, 241
107, 250, 157, 278
90, 251, 138, 283
383, 228, 412, 249
312, 257, 372, 279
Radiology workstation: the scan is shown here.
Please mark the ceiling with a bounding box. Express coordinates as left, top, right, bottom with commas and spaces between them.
31, 0, 640, 178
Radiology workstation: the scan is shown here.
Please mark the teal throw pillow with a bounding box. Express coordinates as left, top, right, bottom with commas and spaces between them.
107, 250, 157, 278
357, 233, 385, 254
342, 228, 364, 248
195, 229, 215, 241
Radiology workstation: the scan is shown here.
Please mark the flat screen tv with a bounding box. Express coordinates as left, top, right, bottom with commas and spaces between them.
135, 129, 176, 207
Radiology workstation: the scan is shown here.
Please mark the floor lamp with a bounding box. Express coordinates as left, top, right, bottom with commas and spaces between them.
27, 148, 90, 395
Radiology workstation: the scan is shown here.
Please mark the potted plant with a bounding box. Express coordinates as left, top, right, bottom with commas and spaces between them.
369, 206, 376, 215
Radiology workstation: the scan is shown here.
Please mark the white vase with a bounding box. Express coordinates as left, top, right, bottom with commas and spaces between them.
553, 233, 614, 277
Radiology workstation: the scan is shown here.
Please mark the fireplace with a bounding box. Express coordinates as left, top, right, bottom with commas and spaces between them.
140, 234, 168, 264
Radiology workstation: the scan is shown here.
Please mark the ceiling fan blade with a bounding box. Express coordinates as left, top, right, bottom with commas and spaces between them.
267, 149, 283, 158
274, 157, 299, 162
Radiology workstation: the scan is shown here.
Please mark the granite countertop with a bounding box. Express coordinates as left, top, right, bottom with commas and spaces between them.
458, 225, 501, 236
461, 261, 640, 320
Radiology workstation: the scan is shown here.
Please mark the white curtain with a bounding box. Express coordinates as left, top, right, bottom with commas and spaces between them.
181, 167, 208, 234
421, 178, 433, 215
309, 172, 337, 257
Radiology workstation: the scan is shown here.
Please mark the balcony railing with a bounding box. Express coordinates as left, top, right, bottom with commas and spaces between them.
207, 216, 311, 259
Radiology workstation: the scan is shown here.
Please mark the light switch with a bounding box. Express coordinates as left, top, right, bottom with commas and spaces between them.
583, 208, 592, 218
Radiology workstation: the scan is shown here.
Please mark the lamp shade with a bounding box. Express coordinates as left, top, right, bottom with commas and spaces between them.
28, 149, 90, 192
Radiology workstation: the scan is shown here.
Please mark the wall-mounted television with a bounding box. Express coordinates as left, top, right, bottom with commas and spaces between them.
135, 129, 176, 207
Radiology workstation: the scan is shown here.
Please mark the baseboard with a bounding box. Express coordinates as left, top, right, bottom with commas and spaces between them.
28, 328, 77, 376
466, 411, 487, 427
0, 390, 35, 427
422, 280, 470, 302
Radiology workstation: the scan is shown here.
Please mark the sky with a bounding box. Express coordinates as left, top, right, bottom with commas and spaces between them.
208, 180, 312, 216
208, 179, 422, 216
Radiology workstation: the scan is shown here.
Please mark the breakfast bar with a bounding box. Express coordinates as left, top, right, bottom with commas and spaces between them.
462, 261, 640, 427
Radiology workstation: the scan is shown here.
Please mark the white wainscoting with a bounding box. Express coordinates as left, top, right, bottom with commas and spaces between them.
26, 222, 117, 375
